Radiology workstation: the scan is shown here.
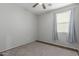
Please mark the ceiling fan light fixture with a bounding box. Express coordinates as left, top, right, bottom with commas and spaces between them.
32, 3, 46, 9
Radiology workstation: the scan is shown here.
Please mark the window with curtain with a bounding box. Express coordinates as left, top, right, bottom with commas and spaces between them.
56, 10, 71, 42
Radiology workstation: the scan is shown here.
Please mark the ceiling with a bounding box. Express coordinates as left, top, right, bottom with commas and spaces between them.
17, 3, 72, 15
1, 3, 71, 15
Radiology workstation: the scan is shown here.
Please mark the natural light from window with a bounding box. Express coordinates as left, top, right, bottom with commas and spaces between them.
56, 10, 71, 33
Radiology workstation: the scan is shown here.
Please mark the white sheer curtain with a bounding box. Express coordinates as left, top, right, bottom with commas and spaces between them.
54, 8, 77, 43
68, 8, 77, 43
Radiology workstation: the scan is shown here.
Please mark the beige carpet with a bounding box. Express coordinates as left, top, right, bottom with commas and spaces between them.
2, 42, 78, 56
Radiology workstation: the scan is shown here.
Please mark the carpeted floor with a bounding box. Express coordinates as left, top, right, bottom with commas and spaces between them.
2, 42, 78, 56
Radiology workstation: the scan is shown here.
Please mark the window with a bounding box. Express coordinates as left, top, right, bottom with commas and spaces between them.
56, 10, 71, 33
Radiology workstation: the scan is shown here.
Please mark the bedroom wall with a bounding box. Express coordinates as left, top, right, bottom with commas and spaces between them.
0, 4, 37, 52
38, 13, 54, 43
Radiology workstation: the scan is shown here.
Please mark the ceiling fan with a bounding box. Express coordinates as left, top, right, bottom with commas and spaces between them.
32, 3, 47, 9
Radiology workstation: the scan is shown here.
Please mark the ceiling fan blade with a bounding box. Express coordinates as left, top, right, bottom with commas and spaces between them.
33, 3, 39, 7
42, 4, 46, 9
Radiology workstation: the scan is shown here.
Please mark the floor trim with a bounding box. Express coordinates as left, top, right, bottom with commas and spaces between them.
36, 40, 79, 56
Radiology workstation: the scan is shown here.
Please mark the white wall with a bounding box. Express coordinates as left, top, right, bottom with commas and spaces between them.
0, 4, 37, 52
38, 13, 54, 43
38, 4, 79, 49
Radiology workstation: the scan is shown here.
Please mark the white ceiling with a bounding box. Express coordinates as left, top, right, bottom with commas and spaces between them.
17, 3, 72, 15
0, 3, 72, 15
